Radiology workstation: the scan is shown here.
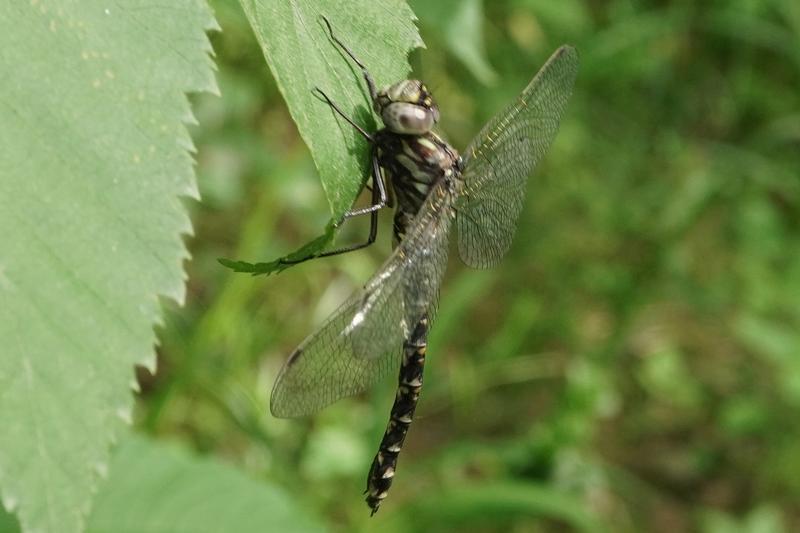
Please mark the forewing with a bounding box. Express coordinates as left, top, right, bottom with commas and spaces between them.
457, 45, 578, 268
270, 184, 455, 418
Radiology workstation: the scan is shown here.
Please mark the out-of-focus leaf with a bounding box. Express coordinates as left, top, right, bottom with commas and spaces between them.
85, 434, 324, 533
706, 7, 800, 59
0, 507, 20, 533
637, 344, 703, 409
444, 0, 497, 84
414, 0, 497, 85
699, 504, 785, 533
399, 481, 603, 532
412, 0, 497, 84
0, 2, 217, 532
736, 313, 800, 405
514, 0, 592, 37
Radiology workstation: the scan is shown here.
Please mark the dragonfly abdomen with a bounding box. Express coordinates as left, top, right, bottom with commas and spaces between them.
365, 314, 428, 515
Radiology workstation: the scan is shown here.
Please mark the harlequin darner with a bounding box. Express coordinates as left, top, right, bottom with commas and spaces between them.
268, 17, 578, 515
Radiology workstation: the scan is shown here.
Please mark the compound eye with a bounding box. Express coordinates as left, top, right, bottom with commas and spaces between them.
382, 102, 435, 134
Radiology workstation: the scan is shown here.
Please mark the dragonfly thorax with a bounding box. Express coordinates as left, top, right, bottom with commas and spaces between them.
375, 79, 440, 135
375, 130, 459, 244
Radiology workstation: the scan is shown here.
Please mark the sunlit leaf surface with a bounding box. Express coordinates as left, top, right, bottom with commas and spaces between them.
240, 0, 422, 218
226, 0, 422, 266
0, 2, 217, 531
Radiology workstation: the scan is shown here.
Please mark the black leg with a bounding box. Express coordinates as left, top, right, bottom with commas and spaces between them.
313, 166, 382, 259
313, 88, 374, 142
277, 173, 381, 265
338, 151, 388, 221
288, 23, 389, 267
320, 15, 377, 102
311, 89, 387, 224
278, 149, 389, 266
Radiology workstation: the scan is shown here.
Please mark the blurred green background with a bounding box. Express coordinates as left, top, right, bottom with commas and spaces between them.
137, 0, 800, 531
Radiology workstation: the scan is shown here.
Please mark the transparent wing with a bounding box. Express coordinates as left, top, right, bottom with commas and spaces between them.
270, 184, 455, 418
457, 45, 578, 268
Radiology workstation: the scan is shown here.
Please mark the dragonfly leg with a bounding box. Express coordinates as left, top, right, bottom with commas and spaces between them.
338, 151, 388, 221
312, 154, 387, 259
320, 15, 378, 103
312, 87, 374, 142
279, 150, 388, 265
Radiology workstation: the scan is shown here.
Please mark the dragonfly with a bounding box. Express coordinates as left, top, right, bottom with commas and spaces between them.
268, 17, 578, 515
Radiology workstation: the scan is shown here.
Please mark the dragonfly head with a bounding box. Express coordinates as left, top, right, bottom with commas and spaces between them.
374, 80, 439, 135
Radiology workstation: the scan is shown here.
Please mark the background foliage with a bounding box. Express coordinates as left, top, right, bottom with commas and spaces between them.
4, 0, 797, 531
153, 0, 800, 531
145, 0, 800, 531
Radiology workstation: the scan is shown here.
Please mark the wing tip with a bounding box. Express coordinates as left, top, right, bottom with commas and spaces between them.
553, 44, 580, 64
269, 386, 287, 418
286, 347, 304, 368
270, 350, 303, 419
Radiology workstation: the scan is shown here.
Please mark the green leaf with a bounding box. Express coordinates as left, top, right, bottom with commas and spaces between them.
237, 0, 422, 226
398, 481, 603, 532
85, 434, 325, 533
441, 0, 497, 84
412, 0, 497, 84
0, 2, 217, 532
218, 219, 337, 275
0, 507, 20, 533
699, 504, 786, 533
